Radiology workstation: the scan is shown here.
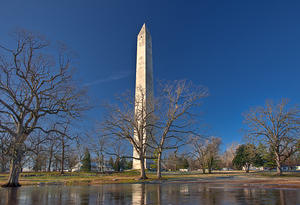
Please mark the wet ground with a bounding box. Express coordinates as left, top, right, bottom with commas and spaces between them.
0, 177, 299, 204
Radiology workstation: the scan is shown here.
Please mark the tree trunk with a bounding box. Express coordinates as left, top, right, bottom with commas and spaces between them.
208, 163, 212, 174
202, 167, 206, 174
60, 137, 65, 174
139, 155, 147, 180
140, 184, 146, 204
101, 154, 104, 172
275, 154, 282, 175
34, 154, 40, 172
245, 164, 250, 173
55, 159, 58, 171
47, 144, 53, 172
157, 152, 162, 179
2, 148, 23, 187
48, 155, 52, 172
208, 157, 213, 174
157, 183, 162, 205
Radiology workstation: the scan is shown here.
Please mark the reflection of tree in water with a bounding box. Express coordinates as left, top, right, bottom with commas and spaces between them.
279, 190, 286, 205
131, 183, 164, 205
5, 188, 19, 205
153, 183, 293, 205
79, 187, 90, 205
99, 184, 132, 204
1, 183, 299, 204
194, 185, 226, 205
29, 187, 44, 205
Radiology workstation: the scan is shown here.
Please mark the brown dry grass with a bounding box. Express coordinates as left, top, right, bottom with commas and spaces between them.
0, 170, 299, 187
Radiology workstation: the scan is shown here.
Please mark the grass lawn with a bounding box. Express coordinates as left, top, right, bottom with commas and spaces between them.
0, 170, 299, 186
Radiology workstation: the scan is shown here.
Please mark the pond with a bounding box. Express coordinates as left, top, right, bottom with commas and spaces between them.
0, 182, 299, 205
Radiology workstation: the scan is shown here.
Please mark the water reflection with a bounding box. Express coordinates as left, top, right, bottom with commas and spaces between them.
0, 183, 299, 205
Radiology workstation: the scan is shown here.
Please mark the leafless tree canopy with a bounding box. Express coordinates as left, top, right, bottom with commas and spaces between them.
220, 142, 238, 169
192, 136, 221, 174
101, 89, 153, 179
101, 80, 208, 179
0, 29, 87, 186
153, 80, 208, 149
151, 80, 208, 178
244, 99, 300, 174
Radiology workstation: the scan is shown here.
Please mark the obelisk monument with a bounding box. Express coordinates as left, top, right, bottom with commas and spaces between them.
132, 23, 153, 169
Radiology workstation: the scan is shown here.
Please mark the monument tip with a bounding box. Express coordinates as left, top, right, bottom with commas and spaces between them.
138, 23, 148, 36
141, 23, 147, 30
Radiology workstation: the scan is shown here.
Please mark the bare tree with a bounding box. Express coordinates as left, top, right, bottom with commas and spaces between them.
244, 100, 300, 175
205, 137, 221, 173
88, 133, 107, 172
221, 142, 238, 169
65, 149, 79, 171
102, 80, 207, 179
27, 131, 48, 172
192, 136, 221, 174
102, 89, 154, 179
88, 130, 130, 172
285, 151, 300, 167
192, 137, 207, 173
55, 122, 78, 174
0, 29, 87, 187
45, 134, 58, 172
152, 80, 208, 179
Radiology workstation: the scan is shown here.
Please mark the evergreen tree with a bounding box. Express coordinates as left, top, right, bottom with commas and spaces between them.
183, 158, 189, 169
150, 149, 159, 170
120, 158, 127, 170
81, 148, 91, 172
113, 157, 121, 171
108, 157, 114, 170
126, 160, 133, 170
232, 144, 262, 173
256, 143, 276, 169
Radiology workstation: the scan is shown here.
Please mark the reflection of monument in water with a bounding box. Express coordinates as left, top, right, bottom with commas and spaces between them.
131, 184, 162, 205
132, 23, 154, 169
132, 184, 147, 204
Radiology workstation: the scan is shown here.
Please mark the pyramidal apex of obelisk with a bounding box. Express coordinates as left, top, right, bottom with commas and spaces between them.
132, 23, 154, 170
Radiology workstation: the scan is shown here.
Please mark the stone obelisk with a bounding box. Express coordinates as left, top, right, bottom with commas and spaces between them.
132, 23, 153, 169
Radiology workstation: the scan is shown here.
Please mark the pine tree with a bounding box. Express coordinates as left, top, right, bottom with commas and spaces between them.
114, 157, 121, 172
81, 148, 91, 172
232, 144, 262, 173
120, 158, 127, 170
257, 143, 276, 169
108, 157, 114, 170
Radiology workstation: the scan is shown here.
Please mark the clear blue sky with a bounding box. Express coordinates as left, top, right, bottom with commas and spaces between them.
1, 0, 300, 149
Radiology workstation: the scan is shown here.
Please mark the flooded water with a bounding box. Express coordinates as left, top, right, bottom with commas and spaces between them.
0, 182, 299, 205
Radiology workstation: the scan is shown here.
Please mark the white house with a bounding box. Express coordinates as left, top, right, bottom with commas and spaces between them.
242, 165, 264, 171
72, 161, 113, 172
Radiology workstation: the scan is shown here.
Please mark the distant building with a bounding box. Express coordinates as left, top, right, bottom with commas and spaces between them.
22, 167, 33, 172
221, 168, 234, 171
281, 165, 300, 172
242, 165, 264, 171
262, 165, 300, 172
72, 161, 113, 172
